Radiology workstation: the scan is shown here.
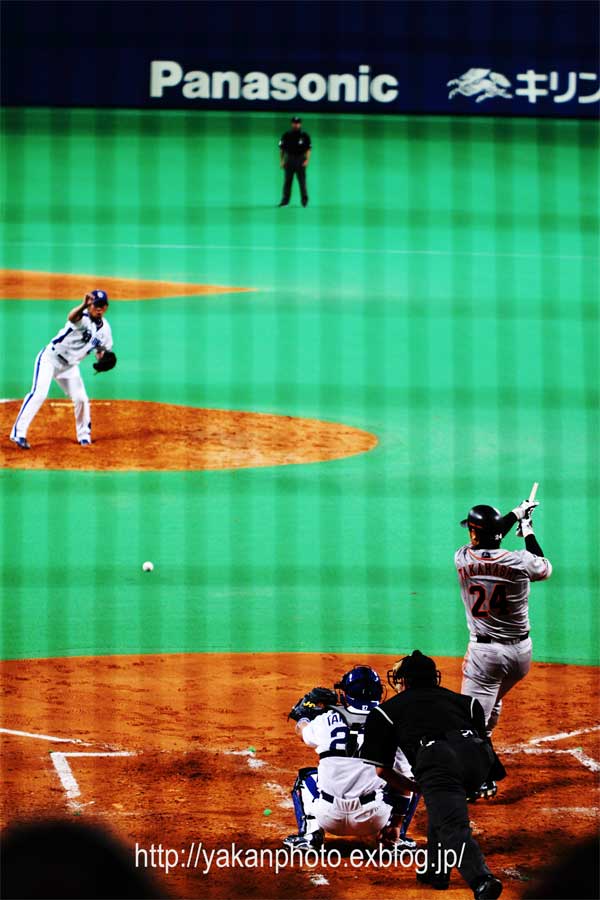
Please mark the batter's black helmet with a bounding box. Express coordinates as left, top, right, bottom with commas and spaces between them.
460, 505, 503, 539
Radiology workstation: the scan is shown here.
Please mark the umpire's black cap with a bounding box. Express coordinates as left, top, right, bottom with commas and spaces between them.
291, 116, 302, 123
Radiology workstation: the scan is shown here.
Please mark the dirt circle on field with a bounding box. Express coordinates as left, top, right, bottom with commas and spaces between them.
1, 653, 598, 900
0, 400, 377, 471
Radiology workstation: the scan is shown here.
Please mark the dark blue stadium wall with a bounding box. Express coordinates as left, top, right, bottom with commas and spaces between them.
2, 0, 598, 118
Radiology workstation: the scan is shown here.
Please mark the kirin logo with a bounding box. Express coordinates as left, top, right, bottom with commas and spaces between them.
448, 68, 512, 102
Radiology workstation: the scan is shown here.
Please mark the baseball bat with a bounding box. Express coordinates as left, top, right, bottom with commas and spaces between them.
516, 481, 539, 536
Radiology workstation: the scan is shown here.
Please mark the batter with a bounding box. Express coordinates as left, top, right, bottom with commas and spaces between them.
455, 500, 552, 735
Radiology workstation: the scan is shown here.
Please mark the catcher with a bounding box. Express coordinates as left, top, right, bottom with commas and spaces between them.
10, 290, 117, 449
284, 666, 419, 851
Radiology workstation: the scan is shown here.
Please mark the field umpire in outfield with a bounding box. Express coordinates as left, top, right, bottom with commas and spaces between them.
278, 116, 311, 207
361, 651, 505, 900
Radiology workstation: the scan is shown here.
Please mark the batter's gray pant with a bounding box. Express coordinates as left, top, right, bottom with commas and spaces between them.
461, 637, 532, 735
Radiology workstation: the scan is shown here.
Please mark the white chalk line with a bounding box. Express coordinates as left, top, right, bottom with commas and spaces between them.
500, 723, 600, 773
541, 807, 599, 817
2, 239, 595, 262
501, 746, 600, 773
50, 751, 136, 811
528, 724, 600, 745
223, 747, 267, 770
265, 781, 294, 810
0, 726, 126, 753
500, 867, 529, 882
569, 748, 600, 773
0, 727, 94, 746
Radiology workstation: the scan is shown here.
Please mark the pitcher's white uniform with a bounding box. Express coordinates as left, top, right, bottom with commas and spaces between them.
11, 311, 113, 445
455, 545, 552, 733
299, 706, 412, 837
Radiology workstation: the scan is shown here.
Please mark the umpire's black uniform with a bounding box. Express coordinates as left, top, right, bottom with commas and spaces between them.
361, 651, 503, 900
279, 117, 311, 206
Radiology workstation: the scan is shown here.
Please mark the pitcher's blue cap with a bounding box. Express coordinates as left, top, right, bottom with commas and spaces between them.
90, 289, 109, 307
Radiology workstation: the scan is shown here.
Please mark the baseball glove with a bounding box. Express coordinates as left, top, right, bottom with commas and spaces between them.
288, 687, 338, 722
93, 350, 117, 373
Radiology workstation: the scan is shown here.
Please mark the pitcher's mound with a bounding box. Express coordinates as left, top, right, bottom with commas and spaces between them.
1, 400, 377, 471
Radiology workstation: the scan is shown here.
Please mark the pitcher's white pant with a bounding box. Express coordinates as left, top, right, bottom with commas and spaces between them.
462, 637, 532, 735
11, 347, 91, 443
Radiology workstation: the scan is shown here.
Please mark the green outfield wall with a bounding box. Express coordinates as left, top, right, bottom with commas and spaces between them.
1, 109, 598, 664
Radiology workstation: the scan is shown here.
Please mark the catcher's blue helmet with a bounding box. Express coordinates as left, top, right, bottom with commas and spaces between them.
335, 666, 383, 711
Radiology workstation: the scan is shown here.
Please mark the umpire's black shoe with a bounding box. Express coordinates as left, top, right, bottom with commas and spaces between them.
473, 875, 503, 900
278, 201, 289, 207
302, 198, 308, 207
416, 872, 450, 891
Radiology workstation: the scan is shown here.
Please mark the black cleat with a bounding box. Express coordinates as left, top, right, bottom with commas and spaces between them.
278, 201, 289, 207
468, 780, 498, 802
283, 830, 324, 850
10, 436, 31, 450
302, 198, 308, 207
473, 875, 503, 900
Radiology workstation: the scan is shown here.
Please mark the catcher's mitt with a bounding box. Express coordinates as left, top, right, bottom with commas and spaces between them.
93, 350, 117, 373
288, 687, 338, 723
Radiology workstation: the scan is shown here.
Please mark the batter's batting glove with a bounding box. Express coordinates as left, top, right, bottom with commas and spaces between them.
511, 499, 539, 521
517, 513, 535, 538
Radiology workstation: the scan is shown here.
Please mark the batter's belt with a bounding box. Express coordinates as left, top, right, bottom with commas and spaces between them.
472, 631, 529, 645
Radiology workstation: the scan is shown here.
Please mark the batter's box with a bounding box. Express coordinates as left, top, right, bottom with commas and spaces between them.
501, 724, 600, 776
50, 750, 137, 813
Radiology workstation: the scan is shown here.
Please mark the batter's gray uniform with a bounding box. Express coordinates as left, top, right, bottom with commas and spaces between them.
455, 546, 552, 734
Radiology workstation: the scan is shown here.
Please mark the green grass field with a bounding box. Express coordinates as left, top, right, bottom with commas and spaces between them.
1, 108, 598, 664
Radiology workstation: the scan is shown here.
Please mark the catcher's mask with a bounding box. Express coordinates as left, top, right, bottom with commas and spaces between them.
460, 504, 503, 545
89, 289, 109, 308
335, 666, 384, 711
387, 650, 441, 692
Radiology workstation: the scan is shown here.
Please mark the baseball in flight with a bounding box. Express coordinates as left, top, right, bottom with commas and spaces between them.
142, 561, 154, 572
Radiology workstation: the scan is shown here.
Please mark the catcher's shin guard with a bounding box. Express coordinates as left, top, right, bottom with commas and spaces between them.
383, 789, 420, 839
291, 767, 321, 837
399, 791, 420, 839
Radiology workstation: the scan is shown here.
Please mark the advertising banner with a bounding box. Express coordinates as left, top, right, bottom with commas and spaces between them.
2, 0, 598, 118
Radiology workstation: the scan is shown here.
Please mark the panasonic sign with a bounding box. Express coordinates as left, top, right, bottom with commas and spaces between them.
150, 61, 399, 104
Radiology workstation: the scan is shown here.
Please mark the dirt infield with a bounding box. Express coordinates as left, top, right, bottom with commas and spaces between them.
0, 400, 377, 471
0, 270, 254, 301
1, 653, 598, 899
